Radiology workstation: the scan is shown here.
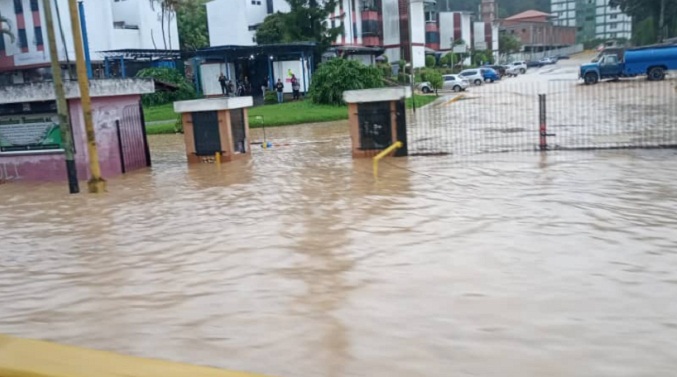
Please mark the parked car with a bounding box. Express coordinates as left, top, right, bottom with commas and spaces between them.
459, 69, 485, 85
480, 68, 501, 83
503, 65, 521, 77
442, 74, 470, 92
418, 74, 470, 93
539, 57, 557, 65
486, 65, 506, 78
526, 60, 545, 68
509, 61, 528, 74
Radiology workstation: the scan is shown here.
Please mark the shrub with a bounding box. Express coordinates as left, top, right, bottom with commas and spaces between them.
308, 58, 384, 106
264, 90, 278, 105
136, 67, 196, 106
425, 55, 436, 68
426, 70, 443, 96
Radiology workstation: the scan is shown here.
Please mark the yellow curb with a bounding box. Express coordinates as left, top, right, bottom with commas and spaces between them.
0, 334, 275, 377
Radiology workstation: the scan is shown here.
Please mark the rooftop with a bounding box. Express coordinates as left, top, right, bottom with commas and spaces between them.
505, 10, 554, 21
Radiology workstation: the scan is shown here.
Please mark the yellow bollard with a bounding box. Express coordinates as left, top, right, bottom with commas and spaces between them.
215, 152, 221, 165
373, 141, 403, 179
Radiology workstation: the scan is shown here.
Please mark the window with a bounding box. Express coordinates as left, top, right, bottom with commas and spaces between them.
30, 0, 39, 11
266, 0, 273, 13
251, 0, 261, 4
610, 14, 617, 19
34, 26, 43, 46
18, 29, 28, 48
14, 0, 23, 14
0, 33, 5, 52
610, 32, 616, 38
609, 23, 617, 29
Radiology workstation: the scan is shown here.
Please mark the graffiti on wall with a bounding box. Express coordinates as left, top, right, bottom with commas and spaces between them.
0, 161, 22, 182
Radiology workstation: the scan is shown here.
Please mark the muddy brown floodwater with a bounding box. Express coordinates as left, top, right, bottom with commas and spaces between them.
2, 106, 677, 376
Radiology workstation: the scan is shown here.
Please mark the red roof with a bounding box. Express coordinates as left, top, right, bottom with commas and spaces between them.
505, 10, 552, 21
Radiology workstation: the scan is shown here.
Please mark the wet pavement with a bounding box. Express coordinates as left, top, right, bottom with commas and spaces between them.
2, 64, 677, 377
410, 55, 677, 155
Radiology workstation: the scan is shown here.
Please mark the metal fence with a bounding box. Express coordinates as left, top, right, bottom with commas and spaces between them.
406, 64, 677, 156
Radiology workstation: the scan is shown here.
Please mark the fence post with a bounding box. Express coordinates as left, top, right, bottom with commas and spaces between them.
115, 120, 126, 174
539, 94, 547, 151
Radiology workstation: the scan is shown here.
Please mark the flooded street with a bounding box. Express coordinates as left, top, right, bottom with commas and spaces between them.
2, 125, 677, 376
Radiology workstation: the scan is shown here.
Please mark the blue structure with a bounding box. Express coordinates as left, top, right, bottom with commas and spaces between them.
100, 49, 182, 79
193, 43, 317, 98
77, 1, 93, 79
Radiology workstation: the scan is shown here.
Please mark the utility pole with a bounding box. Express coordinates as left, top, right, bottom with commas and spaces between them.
43, 0, 79, 194
658, 0, 666, 42
67, 0, 106, 193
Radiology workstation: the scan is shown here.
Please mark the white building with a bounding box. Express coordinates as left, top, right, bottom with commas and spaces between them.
0, 0, 178, 83
551, 0, 631, 42
206, 0, 290, 46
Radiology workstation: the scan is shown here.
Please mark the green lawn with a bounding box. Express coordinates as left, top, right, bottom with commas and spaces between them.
143, 95, 438, 134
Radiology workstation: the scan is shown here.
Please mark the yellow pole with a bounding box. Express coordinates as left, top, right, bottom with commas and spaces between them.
67, 0, 105, 193
43, 0, 79, 194
215, 152, 221, 164
373, 141, 403, 179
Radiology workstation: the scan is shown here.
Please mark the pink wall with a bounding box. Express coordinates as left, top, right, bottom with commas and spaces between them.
0, 95, 145, 182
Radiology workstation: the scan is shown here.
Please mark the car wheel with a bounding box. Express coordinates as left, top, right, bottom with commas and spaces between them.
474, 79, 482, 85
648, 67, 665, 81
520, 68, 526, 74
584, 72, 599, 85
453, 85, 461, 92
422, 86, 431, 93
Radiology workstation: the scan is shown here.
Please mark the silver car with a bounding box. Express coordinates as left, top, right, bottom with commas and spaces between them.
442, 74, 469, 92
459, 69, 484, 86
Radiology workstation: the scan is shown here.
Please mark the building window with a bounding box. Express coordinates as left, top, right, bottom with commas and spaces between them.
610, 32, 616, 38
0, 33, 5, 52
14, 0, 23, 14
251, 0, 261, 4
34, 26, 43, 46
30, 0, 39, 11
18, 29, 28, 48
610, 14, 617, 19
248, 24, 259, 31
266, 0, 273, 13
609, 23, 617, 29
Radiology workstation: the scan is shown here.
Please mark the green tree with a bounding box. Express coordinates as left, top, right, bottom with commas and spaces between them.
0, 14, 14, 44
255, 12, 289, 44
136, 67, 196, 106
255, 0, 341, 61
609, 0, 677, 42
177, 0, 209, 51
499, 34, 521, 55
426, 70, 443, 96
425, 55, 436, 68
308, 58, 383, 105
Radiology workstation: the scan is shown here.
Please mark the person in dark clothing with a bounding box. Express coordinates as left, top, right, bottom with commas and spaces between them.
291, 74, 301, 100
275, 79, 284, 103
218, 73, 227, 95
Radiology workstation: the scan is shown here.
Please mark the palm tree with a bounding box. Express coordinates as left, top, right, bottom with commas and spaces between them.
148, 0, 181, 50
1, 13, 15, 45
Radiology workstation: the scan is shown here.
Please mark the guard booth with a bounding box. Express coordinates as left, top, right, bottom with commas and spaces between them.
173, 97, 253, 164
343, 87, 411, 158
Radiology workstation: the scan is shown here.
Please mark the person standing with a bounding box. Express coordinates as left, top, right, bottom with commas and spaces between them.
291, 74, 301, 101
218, 73, 227, 95
261, 76, 269, 98
275, 78, 284, 104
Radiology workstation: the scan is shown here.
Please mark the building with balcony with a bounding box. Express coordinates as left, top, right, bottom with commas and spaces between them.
206, 0, 289, 46
0, 0, 178, 84
551, 0, 632, 43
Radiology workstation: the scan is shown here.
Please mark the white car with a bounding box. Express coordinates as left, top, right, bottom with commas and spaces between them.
442, 74, 469, 92
509, 61, 527, 74
459, 69, 484, 86
503, 65, 521, 77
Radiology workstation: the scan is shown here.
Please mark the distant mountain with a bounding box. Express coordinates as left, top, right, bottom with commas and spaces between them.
437, 0, 551, 19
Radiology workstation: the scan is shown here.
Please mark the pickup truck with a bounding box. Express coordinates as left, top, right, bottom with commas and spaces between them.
580, 44, 677, 84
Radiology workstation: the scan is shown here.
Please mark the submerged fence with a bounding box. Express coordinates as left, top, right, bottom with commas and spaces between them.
406, 64, 677, 156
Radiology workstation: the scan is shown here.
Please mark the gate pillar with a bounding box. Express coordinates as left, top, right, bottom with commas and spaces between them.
173, 97, 253, 164
343, 87, 411, 158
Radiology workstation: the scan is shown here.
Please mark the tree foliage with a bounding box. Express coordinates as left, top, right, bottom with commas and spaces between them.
177, 0, 209, 51
425, 55, 436, 68
136, 67, 196, 106
308, 58, 383, 106
609, 0, 677, 42
255, 0, 342, 58
499, 34, 521, 55
0, 13, 14, 43
426, 70, 443, 96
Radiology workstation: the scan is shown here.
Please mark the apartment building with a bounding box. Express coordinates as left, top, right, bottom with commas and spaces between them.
0, 0, 178, 84
551, 0, 632, 42
206, 0, 290, 46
